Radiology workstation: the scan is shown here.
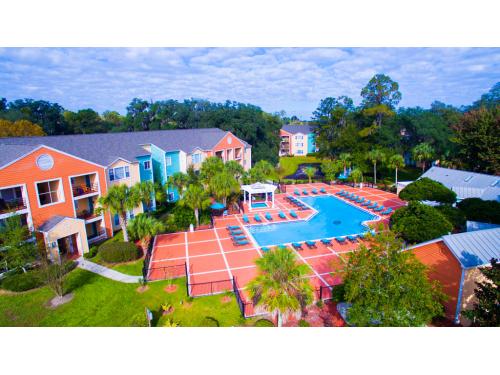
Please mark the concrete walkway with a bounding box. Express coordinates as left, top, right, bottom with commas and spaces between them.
76, 257, 142, 284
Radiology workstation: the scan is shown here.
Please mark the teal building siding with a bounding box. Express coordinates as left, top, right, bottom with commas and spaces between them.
150, 144, 167, 186
307, 133, 316, 154
137, 155, 153, 182
165, 151, 181, 201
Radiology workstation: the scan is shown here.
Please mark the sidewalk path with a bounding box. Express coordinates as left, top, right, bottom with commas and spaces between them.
76, 257, 141, 283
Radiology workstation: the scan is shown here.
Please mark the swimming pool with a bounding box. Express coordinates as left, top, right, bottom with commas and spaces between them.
247, 195, 378, 246
251, 202, 268, 208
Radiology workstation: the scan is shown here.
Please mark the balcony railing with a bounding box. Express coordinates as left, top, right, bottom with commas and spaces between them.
76, 210, 100, 221
88, 229, 107, 243
72, 183, 99, 197
0, 197, 26, 214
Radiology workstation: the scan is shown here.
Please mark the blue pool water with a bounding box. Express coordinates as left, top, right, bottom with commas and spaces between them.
252, 202, 268, 208
247, 195, 378, 246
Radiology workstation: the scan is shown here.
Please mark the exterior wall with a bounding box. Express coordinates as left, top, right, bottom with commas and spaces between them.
166, 151, 181, 201
0, 146, 111, 237
280, 129, 313, 156
244, 147, 252, 170
151, 144, 167, 186
411, 240, 463, 322
458, 267, 488, 326
137, 155, 153, 183
212, 132, 249, 168
307, 133, 317, 154
106, 159, 141, 188
44, 218, 89, 257
186, 149, 206, 171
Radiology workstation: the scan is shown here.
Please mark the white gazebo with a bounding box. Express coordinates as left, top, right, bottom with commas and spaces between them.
241, 182, 278, 211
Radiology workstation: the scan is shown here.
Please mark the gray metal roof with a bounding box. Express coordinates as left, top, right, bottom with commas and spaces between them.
38, 215, 67, 232
421, 166, 500, 201
282, 124, 316, 135
0, 128, 241, 167
442, 228, 500, 268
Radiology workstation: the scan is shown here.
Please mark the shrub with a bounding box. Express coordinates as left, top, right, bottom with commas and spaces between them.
457, 198, 500, 224
83, 246, 99, 259
436, 205, 466, 232
298, 319, 310, 327
0, 270, 45, 292
166, 205, 196, 231
390, 201, 453, 243
399, 177, 457, 204
331, 284, 346, 302
98, 241, 140, 263
201, 316, 220, 327
130, 312, 149, 327
254, 318, 275, 327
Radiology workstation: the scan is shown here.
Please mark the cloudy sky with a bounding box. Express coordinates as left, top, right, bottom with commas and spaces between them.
0, 48, 498, 119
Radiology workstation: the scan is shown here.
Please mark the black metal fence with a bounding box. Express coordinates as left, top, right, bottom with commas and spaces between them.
187, 278, 233, 297
232, 277, 256, 318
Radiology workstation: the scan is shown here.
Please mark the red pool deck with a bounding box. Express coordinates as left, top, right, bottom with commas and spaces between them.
148, 183, 406, 304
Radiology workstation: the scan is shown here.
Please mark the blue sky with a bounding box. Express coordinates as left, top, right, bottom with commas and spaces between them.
0, 48, 498, 119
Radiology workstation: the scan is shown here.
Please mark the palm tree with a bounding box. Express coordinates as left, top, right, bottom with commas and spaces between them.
274, 165, 287, 183
339, 153, 352, 176
127, 213, 165, 250
388, 154, 405, 186
166, 172, 189, 199
180, 184, 211, 227
304, 166, 317, 183
209, 171, 240, 206
224, 160, 245, 181
132, 181, 156, 211
247, 247, 314, 327
250, 160, 275, 182
366, 149, 385, 185
200, 156, 224, 186
350, 168, 363, 187
96, 184, 140, 242
412, 143, 434, 172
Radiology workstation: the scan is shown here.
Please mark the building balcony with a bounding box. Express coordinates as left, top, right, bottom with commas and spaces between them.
72, 183, 99, 197
88, 229, 107, 244
0, 197, 26, 214
76, 209, 100, 221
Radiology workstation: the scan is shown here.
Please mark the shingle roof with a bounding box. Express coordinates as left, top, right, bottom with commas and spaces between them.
0, 128, 241, 167
421, 166, 500, 201
38, 215, 67, 232
282, 124, 316, 135
0, 144, 39, 169
441, 228, 500, 268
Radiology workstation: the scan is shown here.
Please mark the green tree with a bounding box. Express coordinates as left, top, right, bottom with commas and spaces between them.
96, 184, 140, 242
166, 172, 189, 199
339, 153, 352, 176
457, 198, 500, 224
208, 171, 240, 206
0, 215, 37, 271
387, 154, 405, 186
0, 119, 46, 137
249, 160, 274, 182
304, 166, 317, 183
472, 82, 500, 109
366, 148, 385, 184
180, 184, 211, 227
224, 160, 245, 181
321, 160, 342, 183
127, 214, 165, 250
349, 168, 363, 186
343, 229, 445, 326
247, 247, 314, 327
399, 177, 456, 204
463, 259, 499, 326
361, 74, 402, 126
200, 156, 225, 186
390, 201, 453, 243
131, 181, 157, 211
412, 142, 435, 172
452, 106, 500, 174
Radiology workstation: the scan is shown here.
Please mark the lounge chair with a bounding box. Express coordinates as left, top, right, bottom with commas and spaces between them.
265, 212, 273, 220
232, 235, 247, 240
381, 207, 393, 215
302, 189, 309, 195
312, 188, 318, 194
277, 245, 288, 250
254, 214, 262, 222
292, 242, 303, 250
278, 211, 287, 219
350, 195, 357, 201
230, 229, 244, 235
305, 240, 316, 248
242, 214, 250, 223
361, 200, 371, 206
367, 202, 378, 209
289, 210, 298, 218
336, 237, 346, 243
336, 190, 344, 195
227, 225, 240, 230
374, 205, 385, 212
347, 235, 358, 241
261, 247, 270, 252
356, 197, 365, 203
320, 238, 332, 245
234, 240, 250, 246
294, 189, 300, 196
320, 188, 326, 193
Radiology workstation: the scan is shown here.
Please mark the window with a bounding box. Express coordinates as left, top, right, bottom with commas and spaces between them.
109, 166, 130, 181
166, 157, 172, 166
36, 179, 62, 206
114, 214, 120, 226
297, 150, 304, 155
295, 143, 304, 147
192, 153, 202, 164
143, 161, 151, 170
295, 135, 304, 140
168, 192, 175, 201
126, 210, 135, 220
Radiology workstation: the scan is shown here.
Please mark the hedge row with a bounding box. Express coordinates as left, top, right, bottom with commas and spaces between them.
98, 241, 140, 263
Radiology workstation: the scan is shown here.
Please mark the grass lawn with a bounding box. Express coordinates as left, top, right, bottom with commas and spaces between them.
279, 155, 323, 176
0, 269, 248, 327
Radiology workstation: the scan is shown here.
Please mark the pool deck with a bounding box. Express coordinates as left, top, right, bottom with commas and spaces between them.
148, 183, 406, 304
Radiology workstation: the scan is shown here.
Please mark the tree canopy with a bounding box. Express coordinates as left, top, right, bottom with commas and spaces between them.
399, 177, 457, 204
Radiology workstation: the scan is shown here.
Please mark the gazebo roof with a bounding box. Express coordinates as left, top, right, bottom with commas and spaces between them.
241, 182, 277, 194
